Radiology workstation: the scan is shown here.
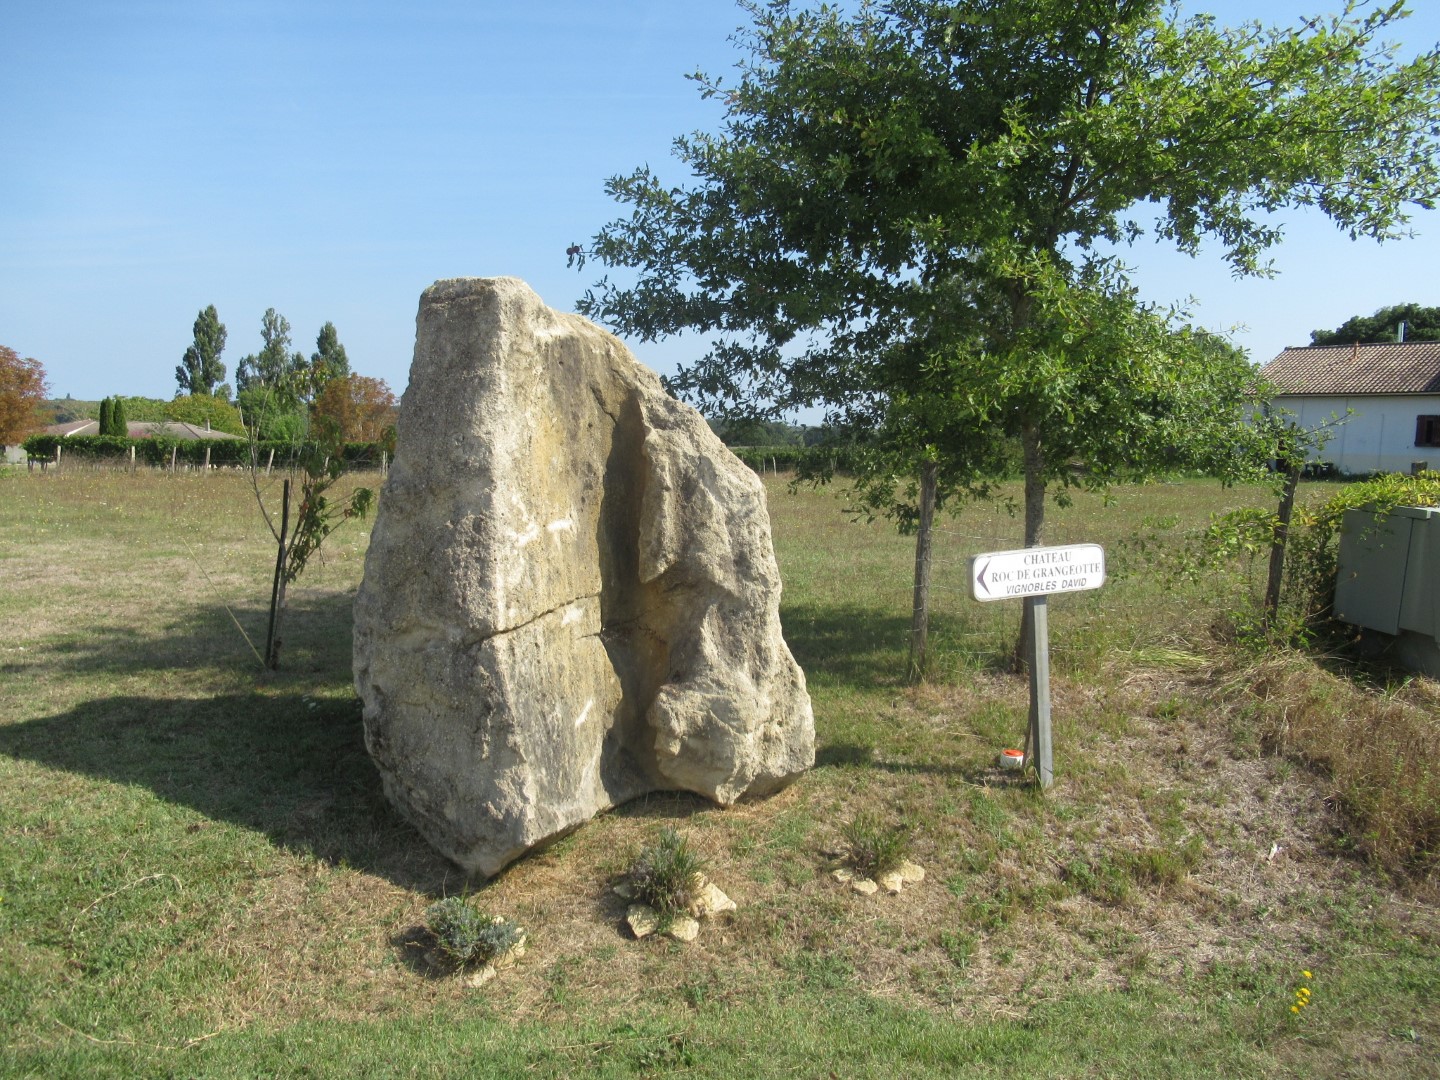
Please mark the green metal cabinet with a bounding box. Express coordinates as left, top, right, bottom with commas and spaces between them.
1334, 505, 1440, 674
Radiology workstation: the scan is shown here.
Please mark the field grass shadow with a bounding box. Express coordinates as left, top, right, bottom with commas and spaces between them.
0, 688, 455, 894
781, 603, 912, 688
1, 591, 357, 681
782, 601, 1013, 688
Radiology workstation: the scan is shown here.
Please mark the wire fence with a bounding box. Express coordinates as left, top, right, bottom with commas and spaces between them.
769, 474, 1267, 678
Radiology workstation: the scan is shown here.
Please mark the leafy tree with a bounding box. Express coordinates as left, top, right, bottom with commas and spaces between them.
236, 309, 306, 399
166, 394, 246, 436
1311, 302, 1440, 344
234, 308, 313, 441
1, 346, 49, 444
310, 321, 351, 389
109, 397, 128, 437
576, 0, 1440, 670
237, 387, 309, 442
310, 374, 397, 445
98, 397, 114, 437
176, 305, 228, 396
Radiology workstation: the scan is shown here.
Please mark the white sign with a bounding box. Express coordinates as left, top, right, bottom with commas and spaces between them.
971, 543, 1106, 602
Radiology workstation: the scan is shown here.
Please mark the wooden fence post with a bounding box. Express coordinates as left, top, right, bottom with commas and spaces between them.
907, 461, 939, 683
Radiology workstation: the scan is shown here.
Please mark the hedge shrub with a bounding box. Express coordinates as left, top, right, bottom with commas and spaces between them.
21, 434, 394, 470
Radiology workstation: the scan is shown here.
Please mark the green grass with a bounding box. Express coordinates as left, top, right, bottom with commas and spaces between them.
1, 465, 1437, 1077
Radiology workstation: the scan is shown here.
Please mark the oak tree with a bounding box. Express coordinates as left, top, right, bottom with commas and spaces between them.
575, 0, 1440, 670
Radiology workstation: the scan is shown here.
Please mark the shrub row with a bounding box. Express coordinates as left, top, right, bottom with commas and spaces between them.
21, 434, 392, 469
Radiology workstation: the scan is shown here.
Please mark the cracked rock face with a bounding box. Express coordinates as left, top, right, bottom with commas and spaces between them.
353, 278, 815, 876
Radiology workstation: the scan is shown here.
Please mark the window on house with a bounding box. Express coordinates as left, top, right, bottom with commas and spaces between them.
1417, 416, 1440, 447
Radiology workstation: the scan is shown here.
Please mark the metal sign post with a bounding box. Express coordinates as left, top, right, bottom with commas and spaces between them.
1025, 594, 1053, 788
972, 543, 1105, 789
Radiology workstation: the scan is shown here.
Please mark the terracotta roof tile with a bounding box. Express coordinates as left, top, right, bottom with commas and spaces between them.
1262, 342, 1440, 396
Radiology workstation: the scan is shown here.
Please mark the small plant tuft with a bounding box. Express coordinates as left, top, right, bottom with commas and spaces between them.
627, 827, 705, 920
841, 810, 911, 880
424, 896, 525, 969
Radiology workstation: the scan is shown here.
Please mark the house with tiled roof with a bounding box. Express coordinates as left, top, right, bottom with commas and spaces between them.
42, 420, 242, 441
1260, 341, 1440, 475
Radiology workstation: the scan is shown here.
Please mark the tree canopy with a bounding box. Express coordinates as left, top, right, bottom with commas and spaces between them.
176, 305, 228, 397
310, 322, 351, 388
310, 374, 397, 445
1311, 302, 1440, 344
236, 309, 305, 398
0, 345, 48, 445
576, 0, 1440, 551
166, 393, 246, 436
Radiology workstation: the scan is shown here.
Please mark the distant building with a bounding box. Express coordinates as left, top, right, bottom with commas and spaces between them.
42, 420, 241, 441
1260, 342, 1440, 475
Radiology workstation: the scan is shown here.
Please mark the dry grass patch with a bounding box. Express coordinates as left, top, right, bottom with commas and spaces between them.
1211, 650, 1440, 875
3, 468, 1437, 1077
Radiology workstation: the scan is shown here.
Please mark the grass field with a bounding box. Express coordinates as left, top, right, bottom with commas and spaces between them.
1, 464, 1437, 1078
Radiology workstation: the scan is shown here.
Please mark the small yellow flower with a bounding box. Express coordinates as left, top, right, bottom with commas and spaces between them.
1291, 1006, 1300, 1014
1303, 971, 1312, 979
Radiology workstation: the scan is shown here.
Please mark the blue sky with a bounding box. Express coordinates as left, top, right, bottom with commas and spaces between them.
4, 0, 1439, 406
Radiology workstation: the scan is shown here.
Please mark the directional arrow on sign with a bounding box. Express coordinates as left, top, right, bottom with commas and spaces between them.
974, 557, 993, 598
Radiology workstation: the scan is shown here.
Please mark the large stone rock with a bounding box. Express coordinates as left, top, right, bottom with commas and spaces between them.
353, 278, 814, 876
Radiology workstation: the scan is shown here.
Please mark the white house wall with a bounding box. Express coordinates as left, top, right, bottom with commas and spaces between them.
1275, 394, 1440, 475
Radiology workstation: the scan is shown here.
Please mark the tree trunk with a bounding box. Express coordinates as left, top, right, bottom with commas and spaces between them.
1263, 457, 1302, 627
908, 461, 939, 683
264, 479, 292, 670
1014, 422, 1047, 671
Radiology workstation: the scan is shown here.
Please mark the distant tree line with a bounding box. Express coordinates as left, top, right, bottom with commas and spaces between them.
706, 417, 831, 447
169, 304, 397, 446
1311, 304, 1440, 345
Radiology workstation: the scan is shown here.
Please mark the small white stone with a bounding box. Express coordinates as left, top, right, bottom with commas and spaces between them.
492, 934, 527, 970
831, 868, 855, 883
463, 965, 497, 988
851, 878, 879, 896
691, 881, 737, 917
898, 861, 925, 884
665, 917, 700, 942
613, 881, 636, 900
627, 903, 660, 939
877, 871, 905, 895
